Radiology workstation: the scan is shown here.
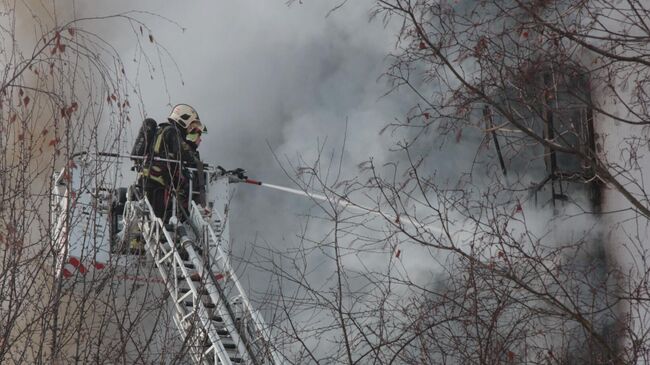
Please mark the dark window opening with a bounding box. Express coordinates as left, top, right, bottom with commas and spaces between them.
488, 66, 601, 209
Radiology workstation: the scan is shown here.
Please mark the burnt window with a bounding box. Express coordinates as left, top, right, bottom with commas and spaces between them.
486, 65, 599, 208
541, 71, 596, 181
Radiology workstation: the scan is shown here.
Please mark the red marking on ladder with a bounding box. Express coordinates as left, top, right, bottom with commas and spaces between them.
68, 256, 87, 273
68, 256, 80, 267
60, 256, 107, 279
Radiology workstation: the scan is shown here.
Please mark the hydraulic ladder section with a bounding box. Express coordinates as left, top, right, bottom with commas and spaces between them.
128, 196, 283, 365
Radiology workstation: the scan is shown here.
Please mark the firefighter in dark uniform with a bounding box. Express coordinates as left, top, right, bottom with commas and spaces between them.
139, 104, 206, 222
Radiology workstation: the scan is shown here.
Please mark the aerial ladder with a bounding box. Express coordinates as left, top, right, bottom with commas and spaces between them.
51, 152, 283, 365
132, 198, 280, 364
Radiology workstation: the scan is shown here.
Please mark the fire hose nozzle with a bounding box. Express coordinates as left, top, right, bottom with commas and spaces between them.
245, 179, 262, 185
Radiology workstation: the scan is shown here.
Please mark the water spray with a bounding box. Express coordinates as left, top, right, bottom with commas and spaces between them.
244, 179, 446, 235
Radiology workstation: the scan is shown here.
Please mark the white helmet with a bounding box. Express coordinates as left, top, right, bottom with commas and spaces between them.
168, 104, 206, 132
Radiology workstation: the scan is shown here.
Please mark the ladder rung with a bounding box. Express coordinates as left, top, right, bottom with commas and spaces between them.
211, 315, 223, 322
208, 316, 240, 325
157, 249, 173, 264
181, 310, 194, 322
185, 300, 216, 309
177, 272, 227, 282
202, 340, 236, 351
176, 290, 193, 303
203, 344, 216, 356
178, 272, 201, 282
180, 287, 209, 296
200, 345, 243, 365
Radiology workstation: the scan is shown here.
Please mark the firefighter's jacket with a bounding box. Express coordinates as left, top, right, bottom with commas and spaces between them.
141, 122, 201, 194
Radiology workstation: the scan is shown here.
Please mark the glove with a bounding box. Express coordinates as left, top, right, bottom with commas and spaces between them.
216, 166, 247, 181
229, 168, 247, 180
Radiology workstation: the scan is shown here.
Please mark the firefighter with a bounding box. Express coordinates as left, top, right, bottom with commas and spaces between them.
139, 104, 206, 222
